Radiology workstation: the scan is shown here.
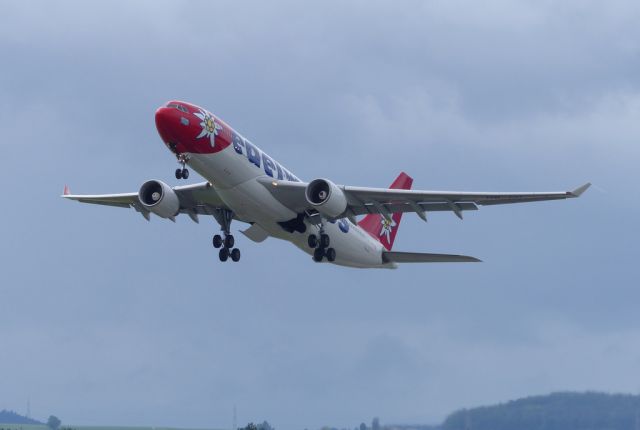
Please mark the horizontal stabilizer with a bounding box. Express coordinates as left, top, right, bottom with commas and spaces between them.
383, 251, 481, 263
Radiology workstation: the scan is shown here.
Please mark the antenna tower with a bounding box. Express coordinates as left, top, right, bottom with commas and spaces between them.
233, 405, 237, 430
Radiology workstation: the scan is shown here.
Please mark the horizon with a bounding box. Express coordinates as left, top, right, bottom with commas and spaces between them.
5, 390, 640, 429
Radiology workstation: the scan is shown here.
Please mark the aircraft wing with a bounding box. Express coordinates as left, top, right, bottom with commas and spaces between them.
257, 177, 590, 221
62, 182, 231, 222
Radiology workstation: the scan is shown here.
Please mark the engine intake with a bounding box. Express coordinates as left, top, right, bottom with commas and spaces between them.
305, 178, 347, 219
138, 180, 180, 219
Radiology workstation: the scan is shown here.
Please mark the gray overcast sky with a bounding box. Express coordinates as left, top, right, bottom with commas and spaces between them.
1, 1, 639, 429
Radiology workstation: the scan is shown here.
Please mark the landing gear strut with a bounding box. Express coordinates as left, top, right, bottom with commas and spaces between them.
212, 209, 241, 263
175, 153, 190, 180
309, 221, 336, 263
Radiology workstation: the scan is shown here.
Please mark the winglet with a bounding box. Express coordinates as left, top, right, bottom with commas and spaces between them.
570, 182, 591, 197
63, 185, 70, 196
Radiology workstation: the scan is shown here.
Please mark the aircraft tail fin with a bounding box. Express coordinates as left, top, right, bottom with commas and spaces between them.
358, 172, 413, 250
383, 251, 481, 263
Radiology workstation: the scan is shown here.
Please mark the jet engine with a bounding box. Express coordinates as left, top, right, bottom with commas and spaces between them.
305, 178, 347, 219
138, 180, 180, 219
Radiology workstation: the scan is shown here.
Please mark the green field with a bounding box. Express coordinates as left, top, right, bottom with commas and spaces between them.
0, 425, 223, 430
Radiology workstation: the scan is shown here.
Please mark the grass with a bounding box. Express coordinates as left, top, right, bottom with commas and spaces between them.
0, 426, 224, 430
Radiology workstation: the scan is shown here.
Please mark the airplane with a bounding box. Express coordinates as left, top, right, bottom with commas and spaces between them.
62, 100, 590, 269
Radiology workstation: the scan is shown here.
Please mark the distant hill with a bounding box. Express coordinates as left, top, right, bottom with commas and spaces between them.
0, 410, 42, 425
441, 392, 640, 430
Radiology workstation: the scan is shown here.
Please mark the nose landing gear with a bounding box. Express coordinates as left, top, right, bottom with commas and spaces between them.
175, 168, 189, 180
175, 153, 190, 180
212, 209, 241, 263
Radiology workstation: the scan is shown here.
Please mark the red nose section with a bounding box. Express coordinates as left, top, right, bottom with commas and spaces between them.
155, 107, 180, 151
155, 101, 233, 155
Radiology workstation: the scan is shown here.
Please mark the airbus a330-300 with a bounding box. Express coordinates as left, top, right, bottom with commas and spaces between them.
63, 101, 590, 268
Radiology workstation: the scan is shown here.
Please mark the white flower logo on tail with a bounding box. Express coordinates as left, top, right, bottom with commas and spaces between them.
194, 109, 222, 147
380, 217, 397, 244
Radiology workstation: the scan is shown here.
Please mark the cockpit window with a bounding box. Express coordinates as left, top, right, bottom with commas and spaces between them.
166, 103, 189, 113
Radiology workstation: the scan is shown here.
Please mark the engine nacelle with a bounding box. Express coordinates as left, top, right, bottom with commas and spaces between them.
305, 178, 347, 219
138, 180, 180, 219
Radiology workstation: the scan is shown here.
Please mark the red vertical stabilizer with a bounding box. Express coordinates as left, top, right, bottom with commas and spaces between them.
358, 172, 413, 250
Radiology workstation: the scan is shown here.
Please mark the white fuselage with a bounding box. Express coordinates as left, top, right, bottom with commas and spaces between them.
184, 140, 395, 268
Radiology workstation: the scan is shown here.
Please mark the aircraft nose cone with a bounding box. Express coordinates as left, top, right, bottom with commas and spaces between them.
155, 106, 179, 145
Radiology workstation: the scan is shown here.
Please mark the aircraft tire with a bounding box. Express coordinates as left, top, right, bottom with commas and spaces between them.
224, 235, 235, 248
231, 248, 241, 262
181, 168, 190, 179
320, 234, 330, 248
219, 247, 230, 262
212, 235, 223, 248
307, 234, 318, 248
175, 168, 182, 179
326, 247, 336, 262
313, 248, 324, 262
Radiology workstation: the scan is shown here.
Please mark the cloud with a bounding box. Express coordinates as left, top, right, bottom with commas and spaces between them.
0, 1, 638, 429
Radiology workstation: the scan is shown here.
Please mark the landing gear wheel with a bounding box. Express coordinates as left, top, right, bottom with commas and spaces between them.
326, 247, 336, 262
176, 154, 190, 180
313, 248, 324, 262
213, 209, 238, 262
224, 235, 235, 248
307, 234, 318, 249
212, 235, 223, 248
320, 234, 330, 248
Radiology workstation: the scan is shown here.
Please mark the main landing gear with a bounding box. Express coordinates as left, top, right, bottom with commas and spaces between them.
212, 209, 241, 262
308, 230, 336, 263
175, 153, 190, 180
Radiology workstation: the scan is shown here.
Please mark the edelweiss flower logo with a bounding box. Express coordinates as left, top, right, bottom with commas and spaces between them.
380, 217, 397, 243
195, 109, 222, 147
